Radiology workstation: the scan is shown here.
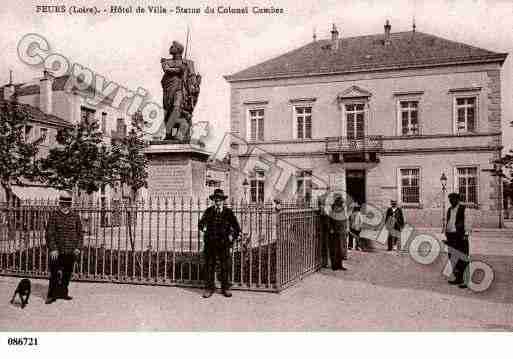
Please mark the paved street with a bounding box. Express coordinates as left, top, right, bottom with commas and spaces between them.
0, 228, 511, 331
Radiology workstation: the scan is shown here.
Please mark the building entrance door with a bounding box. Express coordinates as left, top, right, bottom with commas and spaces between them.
345, 170, 366, 206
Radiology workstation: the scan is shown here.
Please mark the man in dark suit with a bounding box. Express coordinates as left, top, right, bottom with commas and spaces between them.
198, 189, 241, 298
445, 192, 469, 288
385, 200, 405, 251
317, 191, 330, 268
45, 194, 83, 304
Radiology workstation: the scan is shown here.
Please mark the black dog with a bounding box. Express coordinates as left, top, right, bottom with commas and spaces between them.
10, 278, 31, 309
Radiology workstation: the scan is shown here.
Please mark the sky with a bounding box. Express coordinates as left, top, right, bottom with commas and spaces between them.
1, 0, 512, 155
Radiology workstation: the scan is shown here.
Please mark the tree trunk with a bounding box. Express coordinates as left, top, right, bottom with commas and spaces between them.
123, 185, 136, 252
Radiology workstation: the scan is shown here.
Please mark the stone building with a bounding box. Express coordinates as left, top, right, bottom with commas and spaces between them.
225, 22, 507, 227
1, 71, 133, 204
0, 76, 73, 202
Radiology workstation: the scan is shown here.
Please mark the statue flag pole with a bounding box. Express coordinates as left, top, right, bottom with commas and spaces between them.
184, 26, 190, 60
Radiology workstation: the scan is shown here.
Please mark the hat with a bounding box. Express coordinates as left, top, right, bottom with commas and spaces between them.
390, 200, 397, 205
332, 194, 344, 207
209, 188, 228, 201
448, 192, 460, 200
59, 195, 72, 204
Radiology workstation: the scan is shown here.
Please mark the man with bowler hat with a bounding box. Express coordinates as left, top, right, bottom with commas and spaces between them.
45, 194, 83, 304
199, 189, 241, 298
445, 192, 469, 288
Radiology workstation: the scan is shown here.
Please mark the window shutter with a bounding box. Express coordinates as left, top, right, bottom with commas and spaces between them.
305, 115, 312, 139
258, 117, 264, 141
250, 118, 257, 141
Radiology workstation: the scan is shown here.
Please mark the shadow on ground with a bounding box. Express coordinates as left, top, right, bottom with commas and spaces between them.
319, 250, 513, 305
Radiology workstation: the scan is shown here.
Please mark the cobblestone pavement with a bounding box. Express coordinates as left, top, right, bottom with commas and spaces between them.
0, 229, 511, 331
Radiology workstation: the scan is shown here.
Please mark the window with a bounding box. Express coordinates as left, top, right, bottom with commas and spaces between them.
456, 167, 478, 205
39, 127, 48, 145
400, 101, 419, 136
455, 97, 476, 133
101, 112, 107, 134
24, 125, 33, 142
400, 168, 420, 204
295, 106, 312, 139
250, 170, 265, 203
80, 106, 96, 125
345, 103, 364, 139
296, 170, 312, 204
249, 109, 264, 141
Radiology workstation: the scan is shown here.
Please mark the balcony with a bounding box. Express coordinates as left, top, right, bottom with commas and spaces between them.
325, 135, 384, 153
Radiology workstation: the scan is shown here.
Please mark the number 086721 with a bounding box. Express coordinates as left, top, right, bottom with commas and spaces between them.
7, 337, 38, 346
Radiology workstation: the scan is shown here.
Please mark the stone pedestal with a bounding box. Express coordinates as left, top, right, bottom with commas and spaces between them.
144, 141, 211, 200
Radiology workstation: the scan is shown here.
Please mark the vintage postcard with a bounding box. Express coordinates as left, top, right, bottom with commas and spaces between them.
0, 0, 512, 357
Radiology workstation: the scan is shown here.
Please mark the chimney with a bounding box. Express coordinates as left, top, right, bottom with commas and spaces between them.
39, 70, 53, 114
330, 23, 339, 41
4, 70, 15, 100
384, 20, 392, 46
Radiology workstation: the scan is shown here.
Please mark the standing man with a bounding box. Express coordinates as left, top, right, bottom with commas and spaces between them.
317, 191, 330, 268
385, 200, 405, 251
199, 189, 241, 298
349, 203, 363, 251
45, 195, 83, 304
445, 193, 469, 288
328, 194, 348, 270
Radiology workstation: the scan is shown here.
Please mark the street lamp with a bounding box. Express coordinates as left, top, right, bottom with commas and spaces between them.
440, 173, 447, 232
242, 178, 249, 203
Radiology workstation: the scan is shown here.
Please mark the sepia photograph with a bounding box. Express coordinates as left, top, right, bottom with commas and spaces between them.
0, 0, 512, 357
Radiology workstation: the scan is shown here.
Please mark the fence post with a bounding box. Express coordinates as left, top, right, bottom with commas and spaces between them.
275, 206, 282, 291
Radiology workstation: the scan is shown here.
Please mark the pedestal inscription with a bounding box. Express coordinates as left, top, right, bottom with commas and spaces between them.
148, 164, 190, 198
145, 143, 211, 200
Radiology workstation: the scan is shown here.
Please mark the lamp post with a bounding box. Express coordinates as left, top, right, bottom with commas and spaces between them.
440, 173, 447, 233
242, 178, 249, 204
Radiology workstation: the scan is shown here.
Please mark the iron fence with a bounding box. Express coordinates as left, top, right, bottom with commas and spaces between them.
0, 199, 322, 292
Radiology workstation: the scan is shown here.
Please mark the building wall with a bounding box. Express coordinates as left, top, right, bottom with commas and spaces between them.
230, 62, 502, 141
17, 86, 131, 142
235, 149, 499, 227
16, 82, 133, 203
228, 62, 503, 227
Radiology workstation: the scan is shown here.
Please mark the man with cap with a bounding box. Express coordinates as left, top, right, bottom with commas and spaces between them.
45, 194, 83, 304
385, 200, 405, 251
445, 192, 469, 288
198, 189, 241, 298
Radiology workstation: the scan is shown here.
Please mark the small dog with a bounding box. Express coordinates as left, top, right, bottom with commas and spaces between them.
10, 278, 31, 309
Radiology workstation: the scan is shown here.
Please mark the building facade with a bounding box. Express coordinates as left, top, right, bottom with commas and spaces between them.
1, 71, 133, 204
225, 22, 507, 227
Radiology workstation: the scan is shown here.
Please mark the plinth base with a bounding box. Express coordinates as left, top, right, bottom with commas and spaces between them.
144, 142, 211, 199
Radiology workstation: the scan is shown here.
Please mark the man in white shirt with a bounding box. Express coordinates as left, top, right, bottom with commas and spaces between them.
445, 192, 469, 288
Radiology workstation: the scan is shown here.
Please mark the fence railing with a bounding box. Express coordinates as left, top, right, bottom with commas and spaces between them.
325, 135, 384, 153
0, 199, 322, 292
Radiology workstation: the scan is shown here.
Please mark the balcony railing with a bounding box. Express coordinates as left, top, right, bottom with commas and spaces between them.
325, 135, 384, 153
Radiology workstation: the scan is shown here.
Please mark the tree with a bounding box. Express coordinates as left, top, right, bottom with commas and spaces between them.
0, 100, 43, 202
111, 112, 148, 251
40, 116, 110, 197
111, 112, 148, 204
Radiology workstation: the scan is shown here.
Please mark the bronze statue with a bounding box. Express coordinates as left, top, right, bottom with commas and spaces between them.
161, 40, 201, 142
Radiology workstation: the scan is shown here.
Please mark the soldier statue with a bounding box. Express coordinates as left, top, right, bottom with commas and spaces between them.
161, 40, 201, 142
